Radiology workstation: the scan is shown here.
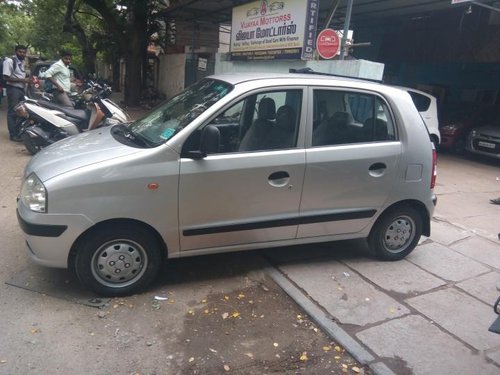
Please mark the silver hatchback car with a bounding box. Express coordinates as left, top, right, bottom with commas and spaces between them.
17, 72, 437, 296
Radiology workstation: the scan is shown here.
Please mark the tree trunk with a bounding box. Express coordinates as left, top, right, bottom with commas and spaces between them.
64, 0, 96, 77
123, 1, 148, 107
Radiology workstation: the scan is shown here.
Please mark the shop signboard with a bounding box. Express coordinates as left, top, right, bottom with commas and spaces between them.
230, 0, 319, 61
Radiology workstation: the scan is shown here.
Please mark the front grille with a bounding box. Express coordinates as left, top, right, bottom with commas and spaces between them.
472, 138, 500, 154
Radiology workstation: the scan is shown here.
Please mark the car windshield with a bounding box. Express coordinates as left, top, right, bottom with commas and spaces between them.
128, 79, 233, 146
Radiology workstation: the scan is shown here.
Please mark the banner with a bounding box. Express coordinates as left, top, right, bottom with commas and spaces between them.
230, 0, 319, 61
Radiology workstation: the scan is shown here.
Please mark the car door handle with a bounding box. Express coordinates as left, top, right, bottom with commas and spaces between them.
268, 171, 290, 187
369, 163, 386, 177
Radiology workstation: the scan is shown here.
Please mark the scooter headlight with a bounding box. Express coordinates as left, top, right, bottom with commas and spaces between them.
20, 173, 47, 213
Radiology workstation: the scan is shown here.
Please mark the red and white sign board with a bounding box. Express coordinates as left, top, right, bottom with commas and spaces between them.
316, 28, 340, 59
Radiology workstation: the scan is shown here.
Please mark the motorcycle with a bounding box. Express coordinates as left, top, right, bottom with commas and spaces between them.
15, 84, 130, 155
35, 79, 112, 109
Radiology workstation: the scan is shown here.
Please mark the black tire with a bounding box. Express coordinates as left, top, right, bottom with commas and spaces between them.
430, 135, 439, 151
21, 132, 42, 155
74, 224, 162, 296
368, 206, 422, 261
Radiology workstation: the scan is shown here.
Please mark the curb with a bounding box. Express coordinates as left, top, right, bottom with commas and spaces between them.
264, 262, 397, 375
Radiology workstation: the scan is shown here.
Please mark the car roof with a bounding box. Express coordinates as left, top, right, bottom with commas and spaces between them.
393, 85, 436, 100
208, 72, 401, 95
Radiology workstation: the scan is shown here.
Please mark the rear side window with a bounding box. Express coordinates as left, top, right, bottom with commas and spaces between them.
312, 90, 396, 146
408, 91, 431, 112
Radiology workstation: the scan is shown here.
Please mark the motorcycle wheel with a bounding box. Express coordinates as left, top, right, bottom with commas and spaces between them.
21, 132, 42, 155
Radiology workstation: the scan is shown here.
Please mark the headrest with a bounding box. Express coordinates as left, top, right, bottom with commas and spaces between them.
276, 105, 296, 131
258, 98, 276, 120
330, 111, 354, 126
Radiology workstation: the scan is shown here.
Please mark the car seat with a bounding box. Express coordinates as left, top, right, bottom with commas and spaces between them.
270, 105, 297, 149
313, 111, 354, 146
363, 118, 389, 141
239, 97, 276, 151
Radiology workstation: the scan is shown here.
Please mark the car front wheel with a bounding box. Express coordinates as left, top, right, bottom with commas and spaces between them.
368, 206, 422, 261
74, 224, 162, 296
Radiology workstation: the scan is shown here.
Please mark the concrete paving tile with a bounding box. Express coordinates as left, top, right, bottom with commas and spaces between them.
457, 272, 500, 305
343, 258, 445, 295
406, 288, 499, 351
408, 242, 490, 282
356, 315, 499, 375
278, 258, 409, 326
486, 347, 500, 366
428, 220, 471, 246
451, 236, 500, 270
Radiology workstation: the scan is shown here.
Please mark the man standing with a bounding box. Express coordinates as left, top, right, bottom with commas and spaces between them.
44, 50, 73, 107
2, 45, 30, 142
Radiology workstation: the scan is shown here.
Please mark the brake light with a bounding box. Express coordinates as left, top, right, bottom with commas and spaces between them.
430, 148, 437, 189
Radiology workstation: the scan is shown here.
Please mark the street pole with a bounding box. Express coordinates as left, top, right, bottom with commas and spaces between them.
340, 0, 354, 60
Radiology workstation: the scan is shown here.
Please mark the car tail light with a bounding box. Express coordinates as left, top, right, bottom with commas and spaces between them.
430, 148, 437, 189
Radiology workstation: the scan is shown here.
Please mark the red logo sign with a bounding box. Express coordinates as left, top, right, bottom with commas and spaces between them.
316, 29, 340, 59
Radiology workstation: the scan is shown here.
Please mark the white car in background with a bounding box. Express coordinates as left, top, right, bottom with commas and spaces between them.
397, 87, 441, 149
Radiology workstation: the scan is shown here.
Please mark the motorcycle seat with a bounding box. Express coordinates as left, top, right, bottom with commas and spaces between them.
38, 100, 89, 123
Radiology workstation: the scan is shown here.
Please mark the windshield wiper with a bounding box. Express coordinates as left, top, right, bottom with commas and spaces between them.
112, 124, 153, 147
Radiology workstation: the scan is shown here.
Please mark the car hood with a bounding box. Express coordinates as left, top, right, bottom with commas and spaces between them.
25, 126, 142, 182
475, 125, 500, 137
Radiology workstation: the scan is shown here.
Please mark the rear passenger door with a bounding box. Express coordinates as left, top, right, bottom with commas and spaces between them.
297, 88, 401, 238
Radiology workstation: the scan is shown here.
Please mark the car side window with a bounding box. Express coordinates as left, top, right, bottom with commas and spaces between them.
312, 90, 396, 146
186, 89, 302, 155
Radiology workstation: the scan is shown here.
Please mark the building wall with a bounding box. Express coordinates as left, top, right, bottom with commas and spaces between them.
215, 54, 385, 81
158, 53, 186, 99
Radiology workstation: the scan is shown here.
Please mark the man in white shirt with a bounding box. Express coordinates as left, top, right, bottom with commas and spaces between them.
44, 50, 73, 107
2, 44, 31, 142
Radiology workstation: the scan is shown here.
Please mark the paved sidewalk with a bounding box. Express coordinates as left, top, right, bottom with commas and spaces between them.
262, 154, 500, 375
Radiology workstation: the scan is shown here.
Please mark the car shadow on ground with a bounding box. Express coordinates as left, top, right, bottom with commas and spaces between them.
5, 239, 373, 307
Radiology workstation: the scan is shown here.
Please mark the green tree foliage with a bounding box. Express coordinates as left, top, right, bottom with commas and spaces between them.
0, 1, 33, 56
2, 0, 170, 106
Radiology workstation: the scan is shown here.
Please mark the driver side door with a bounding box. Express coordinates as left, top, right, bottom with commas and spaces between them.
178, 88, 306, 251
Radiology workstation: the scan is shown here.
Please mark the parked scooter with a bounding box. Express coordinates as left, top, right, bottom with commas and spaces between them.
36, 79, 112, 109
15, 86, 130, 155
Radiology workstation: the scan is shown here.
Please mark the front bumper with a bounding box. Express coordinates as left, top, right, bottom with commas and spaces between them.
466, 134, 500, 159
17, 202, 94, 269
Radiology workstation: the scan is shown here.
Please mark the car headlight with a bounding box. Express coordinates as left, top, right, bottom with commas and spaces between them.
470, 129, 477, 137
20, 173, 47, 213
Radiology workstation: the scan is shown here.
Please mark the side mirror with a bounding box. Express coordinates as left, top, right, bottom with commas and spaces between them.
186, 125, 220, 159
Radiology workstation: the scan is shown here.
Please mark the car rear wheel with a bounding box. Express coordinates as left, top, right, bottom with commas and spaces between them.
75, 224, 162, 296
368, 206, 422, 260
